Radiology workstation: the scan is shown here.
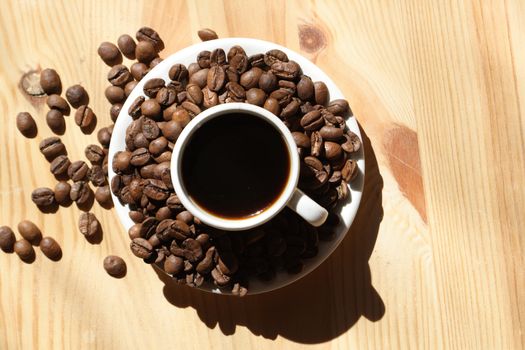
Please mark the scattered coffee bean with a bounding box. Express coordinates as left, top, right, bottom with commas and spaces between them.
46, 109, 65, 134
39, 137, 66, 160
117, 34, 136, 59
31, 188, 55, 207
98, 42, 123, 66
65, 84, 88, 108
68, 160, 89, 181
103, 255, 127, 278
0, 226, 16, 252
97, 127, 112, 147
14, 239, 35, 263
136, 26, 164, 51
124, 80, 138, 97
108, 65, 132, 87
110, 103, 122, 122
40, 68, 62, 95
95, 185, 112, 207
70, 181, 93, 206
135, 41, 157, 64
198, 28, 218, 41
17, 220, 42, 245
46, 94, 70, 115
78, 212, 100, 239
130, 238, 153, 259
39, 237, 62, 261
74, 105, 95, 129
105, 85, 125, 104
50, 155, 71, 176
54, 181, 72, 205
16, 112, 37, 138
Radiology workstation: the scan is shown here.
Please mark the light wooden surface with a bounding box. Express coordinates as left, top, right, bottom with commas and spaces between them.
0, 0, 524, 349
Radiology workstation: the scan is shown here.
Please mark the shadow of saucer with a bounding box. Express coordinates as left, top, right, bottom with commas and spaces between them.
154, 126, 385, 343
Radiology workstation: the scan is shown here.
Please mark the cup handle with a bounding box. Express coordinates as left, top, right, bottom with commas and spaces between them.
286, 188, 328, 227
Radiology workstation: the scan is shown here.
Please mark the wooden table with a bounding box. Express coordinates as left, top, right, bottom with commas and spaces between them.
1, 1, 523, 349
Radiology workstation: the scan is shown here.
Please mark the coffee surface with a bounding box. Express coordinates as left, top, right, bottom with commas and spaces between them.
182, 113, 290, 219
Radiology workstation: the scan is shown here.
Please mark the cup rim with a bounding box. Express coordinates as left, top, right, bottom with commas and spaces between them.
171, 102, 300, 231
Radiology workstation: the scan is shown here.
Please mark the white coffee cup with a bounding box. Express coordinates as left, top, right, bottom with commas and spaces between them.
171, 102, 328, 231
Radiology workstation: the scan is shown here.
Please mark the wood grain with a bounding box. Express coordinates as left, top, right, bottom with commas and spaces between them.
0, 0, 523, 349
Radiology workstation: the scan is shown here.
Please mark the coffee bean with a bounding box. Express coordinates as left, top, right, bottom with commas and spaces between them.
341, 159, 358, 182
98, 42, 122, 66
70, 181, 92, 205
45, 109, 65, 134
0, 226, 16, 252
304, 156, 324, 171
148, 136, 168, 156
105, 86, 125, 104
130, 62, 149, 81
135, 41, 157, 63
169, 63, 189, 82
74, 105, 95, 128
39, 237, 62, 261
341, 131, 361, 153
301, 110, 324, 131
232, 283, 248, 297
211, 267, 230, 286
108, 64, 131, 87
280, 98, 300, 119
32, 188, 55, 207
129, 148, 150, 167
89, 165, 106, 187
229, 53, 249, 74
46, 94, 70, 115
259, 71, 278, 93
162, 120, 182, 142
197, 50, 211, 68
54, 181, 71, 205
292, 132, 310, 148
176, 211, 194, 225
112, 151, 131, 173
189, 68, 209, 89
78, 212, 100, 239
155, 87, 177, 108
263, 97, 281, 116
198, 28, 218, 41
130, 238, 153, 259
124, 80, 138, 97
143, 78, 165, 98
245, 88, 266, 106
269, 88, 292, 107
202, 87, 218, 109
181, 101, 201, 117
182, 238, 203, 262
297, 75, 314, 101
14, 239, 35, 262
150, 57, 163, 68
136, 27, 164, 51
264, 49, 288, 66
16, 112, 37, 138
95, 185, 112, 207
68, 160, 89, 181
239, 67, 263, 89
271, 60, 301, 80
141, 118, 160, 140
65, 84, 88, 108
209, 48, 226, 66
103, 255, 127, 278
324, 141, 342, 160
50, 155, 71, 176
40, 68, 62, 95
117, 34, 136, 59
319, 125, 343, 141
278, 80, 296, 93
311, 131, 323, 157
97, 127, 112, 147
141, 99, 161, 118
144, 179, 170, 201
314, 81, 329, 106
327, 99, 350, 116
196, 246, 215, 274
110, 104, 122, 122
163, 255, 183, 275
84, 144, 104, 165
186, 83, 203, 105
17, 220, 42, 245
133, 133, 149, 149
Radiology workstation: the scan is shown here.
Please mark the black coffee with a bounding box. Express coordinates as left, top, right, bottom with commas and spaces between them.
181, 113, 290, 219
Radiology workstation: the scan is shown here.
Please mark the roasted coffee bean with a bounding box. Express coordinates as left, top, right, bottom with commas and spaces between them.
103, 255, 126, 278
153, 162, 170, 179
329, 170, 342, 184
169, 63, 189, 82
197, 50, 211, 68
341, 131, 361, 153
336, 180, 349, 200
264, 49, 288, 66
98, 42, 122, 66
94, 185, 111, 208
202, 87, 218, 109
311, 131, 323, 157
84, 144, 104, 165
97, 128, 112, 148
324, 142, 342, 160
240, 67, 263, 89
259, 71, 278, 93
132, 131, 149, 148
143, 179, 170, 201
153, 150, 172, 164
14, 239, 35, 262
17, 220, 42, 245
0, 226, 16, 252
247, 53, 264, 68
130, 148, 151, 167
166, 194, 183, 211
314, 81, 329, 106
211, 267, 230, 286
44, 109, 64, 135
31, 187, 55, 207
223, 67, 238, 84
269, 88, 292, 107
327, 99, 350, 115
143, 78, 165, 98
164, 255, 184, 275
176, 211, 194, 225
108, 64, 131, 87
229, 53, 249, 74
301, 110, 324, 131
263, 97, 281, 116
280, 98, 300, 118
110, 103, 122, 122
50, 155, 70, 176
224, 82, 244, 101
189, 68, 209, 89
46, 94, 70, 115
75, 105, 95, 128
105, 85, 125, 104
65, 84, 88, 108
89, 165, 106, 186
181, 101, 201, 117
162, 120, 183, 143
117, 34, 136, 59
130, 238, 153, 259
296, 75, 314, 101
186, 83, 203, 105
40, 68, 62, 95
39, 237, 62, 261
54, 181, 71, 205
135, 41, 157, 63
128, 96, 145, 119
304, 156, 324, 171
292, 131, 310, 148
196, 246, 215, 274
319, 125, 343, 141
78, 212, 100, 239
341, 159, 358, 182
141, 99, 161, 118
142, 118, 160, 140
68, 160, 89, 181
206, 65, 226, 92
135, 217, 156, 239
112, 151, 131, 173
155, 87, 177, 108
154, 206, 171, 221
136, 26, 164, 51
197, 28, 218, 41
70, 181, 92, 205
150, 57, 163, 68
226, 45, 245, 62
128, 224, 142, 240
271, 60, 300, 80
130, 62, 149, 81
16, 112, 37, 138
210, 48, 226, 66
245, 88, 266, 106
148, 136, 168, 156
156, 219, 190, 241
124, 80, 138, 97
129, 210, 144, 223
127, 179, 143, 202
181, 238, 203, 262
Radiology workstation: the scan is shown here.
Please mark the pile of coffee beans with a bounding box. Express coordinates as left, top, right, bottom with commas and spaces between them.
110, 35, 360, 294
